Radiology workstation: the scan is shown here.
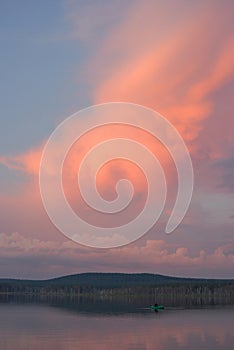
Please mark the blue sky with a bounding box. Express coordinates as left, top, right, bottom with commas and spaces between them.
0, 1, 91, 154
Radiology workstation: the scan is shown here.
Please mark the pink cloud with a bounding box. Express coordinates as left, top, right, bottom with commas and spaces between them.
0, 232, 233, 279
0, 145, 43, 176
79, 0, 234, 162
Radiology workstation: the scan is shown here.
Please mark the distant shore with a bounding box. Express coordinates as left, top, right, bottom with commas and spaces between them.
0, 273, 233, 304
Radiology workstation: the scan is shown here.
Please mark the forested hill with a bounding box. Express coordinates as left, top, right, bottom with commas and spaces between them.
0, 272, 233, 288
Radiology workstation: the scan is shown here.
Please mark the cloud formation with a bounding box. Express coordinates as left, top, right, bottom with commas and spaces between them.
0, 232, 233, 279
0, 0, 233, 278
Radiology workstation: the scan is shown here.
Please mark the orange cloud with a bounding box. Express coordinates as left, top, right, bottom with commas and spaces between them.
0, 122, 176, 231
0, 145, 43, 176
2, 1, 233, 222
80, 1, 234, 154
189, 37, 234, 101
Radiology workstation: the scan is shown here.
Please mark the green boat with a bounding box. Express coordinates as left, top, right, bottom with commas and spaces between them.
151, 305, 165, 311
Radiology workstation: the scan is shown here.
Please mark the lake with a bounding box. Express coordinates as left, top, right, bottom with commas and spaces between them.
0, 298, 234, 350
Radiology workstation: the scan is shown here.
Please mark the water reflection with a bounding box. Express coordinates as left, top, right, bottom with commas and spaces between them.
1, 293, 233, 314
0, 299, 233, 350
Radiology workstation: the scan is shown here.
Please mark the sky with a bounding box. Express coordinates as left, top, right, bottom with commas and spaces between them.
0, 0, 233, 279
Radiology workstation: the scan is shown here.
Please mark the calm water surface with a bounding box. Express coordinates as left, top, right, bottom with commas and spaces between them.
0, 301, 233, 350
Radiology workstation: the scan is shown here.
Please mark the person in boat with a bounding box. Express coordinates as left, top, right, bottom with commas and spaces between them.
154, 303, 159, 312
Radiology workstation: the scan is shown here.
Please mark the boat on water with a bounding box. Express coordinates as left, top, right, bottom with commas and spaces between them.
151, 305, 165, 311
